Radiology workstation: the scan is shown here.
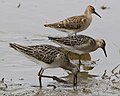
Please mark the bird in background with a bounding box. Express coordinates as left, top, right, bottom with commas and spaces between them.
44, 5, 101, 36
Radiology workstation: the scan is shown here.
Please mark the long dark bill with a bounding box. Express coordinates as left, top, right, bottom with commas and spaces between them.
102, 47, 107, 57
73, 74, 77, 89
94, 11, 101, 18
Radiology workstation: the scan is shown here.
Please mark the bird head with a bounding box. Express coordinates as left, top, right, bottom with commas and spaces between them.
87, 5, 101, 18
96, 39, 107, 57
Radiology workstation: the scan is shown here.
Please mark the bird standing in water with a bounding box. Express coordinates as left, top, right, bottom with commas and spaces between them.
9, 43, 79, 89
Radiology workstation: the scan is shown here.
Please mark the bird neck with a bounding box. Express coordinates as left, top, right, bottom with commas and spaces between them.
92, 41, 99, 51
84, 9, 92, 19
95, 39, 102, 48
93, 44, 99, 52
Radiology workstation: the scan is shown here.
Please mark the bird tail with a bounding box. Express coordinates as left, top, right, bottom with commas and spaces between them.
48, 37, 59, 41
44, 23, 58, 28
9, 43, 31, 54
10, 43, 23, 50
44, 24, 49, 27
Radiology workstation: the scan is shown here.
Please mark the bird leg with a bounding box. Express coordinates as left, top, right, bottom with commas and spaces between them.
78, 55, 81, 70
73, 74, 77, 89
75, 33, 77, 36
41, 75, 67, 83
38, 68, 44, 89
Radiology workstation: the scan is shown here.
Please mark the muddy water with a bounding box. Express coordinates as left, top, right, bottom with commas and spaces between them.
0, 0, 120, 95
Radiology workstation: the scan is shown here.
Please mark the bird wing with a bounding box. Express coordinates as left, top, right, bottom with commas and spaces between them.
27, 45, 62, 64
45, 15, 87, 30
49, 35, 96, 51
74, 39, 96, 51
10, 43, 61, 64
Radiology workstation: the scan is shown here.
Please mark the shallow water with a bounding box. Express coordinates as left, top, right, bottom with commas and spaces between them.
0, 0, 120, 95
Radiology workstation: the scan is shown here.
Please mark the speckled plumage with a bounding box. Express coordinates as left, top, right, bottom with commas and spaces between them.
45, 16, 85, 30
9, 43, 79, 88
49, 35, 95, 46
44, 5, 101, 36
48, 35, 107, 57
9, 44, 66, 64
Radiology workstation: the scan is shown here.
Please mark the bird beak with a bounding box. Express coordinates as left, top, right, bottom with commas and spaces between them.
73, 74, 77, 88
94, 11, 101, 18
102, 47, 107, 57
